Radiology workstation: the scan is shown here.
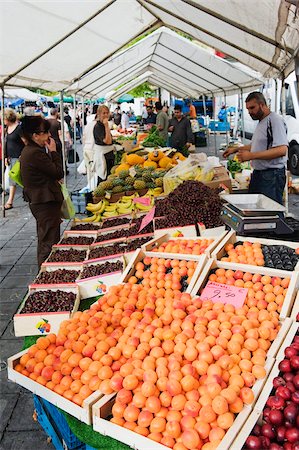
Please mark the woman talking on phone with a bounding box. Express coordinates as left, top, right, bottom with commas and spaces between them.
20, 116, 64, 268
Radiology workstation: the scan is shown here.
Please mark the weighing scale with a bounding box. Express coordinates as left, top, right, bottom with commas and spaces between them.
221, 194, 294, 236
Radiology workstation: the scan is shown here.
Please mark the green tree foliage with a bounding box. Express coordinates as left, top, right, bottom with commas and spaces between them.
128, 82, 155, 98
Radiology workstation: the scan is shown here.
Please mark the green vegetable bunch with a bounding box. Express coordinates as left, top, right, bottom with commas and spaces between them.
142, 126, 165, 147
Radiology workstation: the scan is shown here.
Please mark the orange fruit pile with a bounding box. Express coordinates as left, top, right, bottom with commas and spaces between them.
14, 256, 285, 450
152, 239, 214, 256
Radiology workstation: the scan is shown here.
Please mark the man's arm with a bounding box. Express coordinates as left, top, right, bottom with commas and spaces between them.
103, 118, 112, 145
223, 144, 251, 158
237, 145, 287, 162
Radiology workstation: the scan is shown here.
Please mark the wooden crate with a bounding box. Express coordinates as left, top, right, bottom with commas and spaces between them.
120, 248, 207, 294
7, 349, 102, 425
77, 256, 126, 299
153, 218, 197, 238
290, 290, 299, 320
276, 321, 299, 361
14, 285, 80, 337
92, 393, 252, 450
211, 229, 299, 271
266, 317, 293, 358
142, 231, 227, 258
190, 259, 299, 319
230, 409, 262, 450
29, 263, 83, 289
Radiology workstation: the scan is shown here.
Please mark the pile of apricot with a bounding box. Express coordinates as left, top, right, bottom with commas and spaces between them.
151, 239, 214, 256
206, 268, 290, 314
14, 255, 284, 450
221, 241, 264, 265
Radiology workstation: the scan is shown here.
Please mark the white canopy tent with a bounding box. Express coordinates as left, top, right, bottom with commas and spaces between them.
1, 0, 298, 215
69, 27, 264, 99
0, 0, 298, 93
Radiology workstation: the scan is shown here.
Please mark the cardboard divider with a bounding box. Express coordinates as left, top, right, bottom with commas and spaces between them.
92, 393, 251, 450
120, 249, 207, 294
7, 349, 102, 425
212, 229, 299, 271
190, 259, 299, 319
142, 231, 227, 258
14, 285, 80, 337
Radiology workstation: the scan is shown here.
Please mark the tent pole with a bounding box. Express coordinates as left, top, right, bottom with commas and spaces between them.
224, 92, 229, 148
73, 94, 77, 183
212, 95, 217, 156
60, 91, 67, 185
1, 86, 6, 218
202, 94, 210, 153
240, 88, 245, 145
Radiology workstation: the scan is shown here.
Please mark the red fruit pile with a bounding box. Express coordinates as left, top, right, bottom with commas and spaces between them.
244, 327, 299, 450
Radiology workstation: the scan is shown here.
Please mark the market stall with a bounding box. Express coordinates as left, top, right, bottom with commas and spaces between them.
1, 1, 299, 448
6, 175, 299, 450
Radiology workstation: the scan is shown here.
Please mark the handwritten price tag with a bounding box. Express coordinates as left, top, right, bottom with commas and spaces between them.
133, 197, 151, 206
200, 281, 247, 308
139, 206, 156, 233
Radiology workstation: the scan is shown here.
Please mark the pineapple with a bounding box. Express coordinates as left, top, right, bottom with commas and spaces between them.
100, 180, 113, 191
93, 186, 105, 197
133, 180, 146, 190
118, 170, 129, 179
112, 178, 125, 187
155, 177, 163, 187
112, 185, 124, 193
125, 176, 135, 186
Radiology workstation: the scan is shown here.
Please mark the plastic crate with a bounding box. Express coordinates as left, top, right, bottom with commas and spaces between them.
209, 120, 230, 132
34, 395, 85, 450
71, 191, 93, 215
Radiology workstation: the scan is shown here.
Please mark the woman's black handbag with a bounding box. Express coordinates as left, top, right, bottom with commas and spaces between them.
68, 147, 80, 164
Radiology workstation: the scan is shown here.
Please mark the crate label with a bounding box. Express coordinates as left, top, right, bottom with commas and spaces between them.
139, 207, 155, 232
200, 281, 247, 308
36, 318, 51, 334
133, 197, 151, 206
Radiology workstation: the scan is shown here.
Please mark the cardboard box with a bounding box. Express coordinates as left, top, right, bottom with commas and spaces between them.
14, 285, 80, 337
7, 349, 102, 424
77, 256, 126, 299
92, 393, 252, 450
212, 229, 299, 271
46, 246, 90, 264
69, 220, 102, 233
205, 166, 232, 192
190, 259, 299, 320
29, 263, 82, 289
120, 249, 207, 294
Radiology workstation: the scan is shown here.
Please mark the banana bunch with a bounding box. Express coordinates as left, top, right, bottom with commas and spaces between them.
102, 203, 119, 218
146, 187, 163, 197
194, 167, 215, 183
116, 197, 135, 215
86, 198, 109, 214
134, 195, 155, 212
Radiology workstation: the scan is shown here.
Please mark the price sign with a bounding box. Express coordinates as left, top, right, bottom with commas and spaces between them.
139, 206, 156, 233
200, 281, 247, 308
129, 167, 137, 178
133, 197, 151, 206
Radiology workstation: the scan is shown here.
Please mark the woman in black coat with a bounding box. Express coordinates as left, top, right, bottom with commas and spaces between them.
20, 116, 64, 267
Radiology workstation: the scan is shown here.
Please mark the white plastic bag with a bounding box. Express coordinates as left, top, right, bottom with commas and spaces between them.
4, 166, 10, 192
77, 159, 87, 175
163, 154, 215, 195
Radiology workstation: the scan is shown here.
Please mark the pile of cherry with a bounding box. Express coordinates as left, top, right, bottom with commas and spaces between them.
244, 326, 299, 450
